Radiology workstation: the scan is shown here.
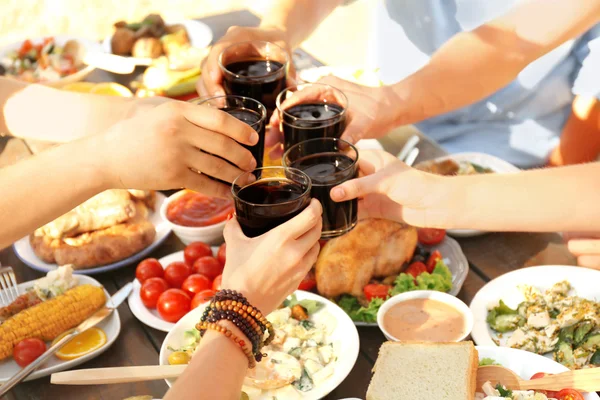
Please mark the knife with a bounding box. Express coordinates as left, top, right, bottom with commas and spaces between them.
0, 283, 133, 396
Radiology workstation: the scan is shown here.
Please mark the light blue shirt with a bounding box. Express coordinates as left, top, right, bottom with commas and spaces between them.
368, 0, 600, 167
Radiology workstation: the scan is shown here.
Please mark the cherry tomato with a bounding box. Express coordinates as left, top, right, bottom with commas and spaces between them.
417, 228, 446, 246
530, 372, 558, 397
157, 289, 191, 322
13, 338, 46, 367
167, 92, 199, 101
406, 261, 428, 278
181, 274, 212, 298
183, 242, 213, 265
426, 250, 442, 273
298, 271, 317, 291
212, 275, 222, 291
363, 284, 392, 302
217, 243, 226, 266
164, 262, 192, 288
140, 277, 169, 308
555, 389, 585, 400
135, 258, 164, 283
192, 256, 223, 280
18, 39, 33, 57
191, 290, 216, 309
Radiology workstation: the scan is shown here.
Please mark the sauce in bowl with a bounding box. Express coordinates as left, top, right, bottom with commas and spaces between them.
382, 298, 467, 342
166, 191, 234, 227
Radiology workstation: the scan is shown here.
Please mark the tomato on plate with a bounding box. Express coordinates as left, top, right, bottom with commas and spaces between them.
217, 243, 226, 266
164, 262, 192, 288
555, 389, 585, 400
184, 242, 213, 266
181, 274, 212, 298
135, 258, 163, 283
191, 289, 216, 309
298, 271, 317, 291
426, 250, 442, 273
212, 275, 222, 291
13, 338, 46, 368
417, 228, 446, 246
530, 372, 557, 397
157, 289, 191, 322
406, 261, 428, 278
363, 283, 392, 302
192, 256, 223, 280
140, 277, 169, 309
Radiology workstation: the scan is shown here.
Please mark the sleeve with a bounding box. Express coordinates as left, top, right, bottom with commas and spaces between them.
571, 23, 600, 99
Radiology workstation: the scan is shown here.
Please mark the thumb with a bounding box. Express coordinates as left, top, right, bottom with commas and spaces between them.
330, 174, 382, 202
223, 216, 246, 243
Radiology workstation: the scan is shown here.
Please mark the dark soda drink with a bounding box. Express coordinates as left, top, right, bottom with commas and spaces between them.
222, 107, 266, 170
281, 102, 346, 150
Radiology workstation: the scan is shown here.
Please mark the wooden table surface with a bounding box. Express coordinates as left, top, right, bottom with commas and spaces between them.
0, 9, 577, 400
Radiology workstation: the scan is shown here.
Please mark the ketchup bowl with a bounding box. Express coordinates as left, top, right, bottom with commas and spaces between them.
160, 190, 233, 245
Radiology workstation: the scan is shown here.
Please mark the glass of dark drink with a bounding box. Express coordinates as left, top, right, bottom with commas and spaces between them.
283, 138, 358, 239
219, 41, 288, 117
193, 95, 267, 170
276, 83, 348, 151
232, 166, 312, 238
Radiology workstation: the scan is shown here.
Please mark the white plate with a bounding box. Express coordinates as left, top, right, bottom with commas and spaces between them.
13, 192, 172, 275
476, 346, 599, 399
416, 152, 520, 238
470, 266, 600, 360
0, 35, 105, 87
353, 236, 469, 327
102, 19, 213, 66
128, 248, 218, 332
159, 290, 360, 400
0, 275, 120, 382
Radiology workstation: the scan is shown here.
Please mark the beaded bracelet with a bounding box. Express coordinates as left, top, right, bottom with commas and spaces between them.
196, 321, 256, 368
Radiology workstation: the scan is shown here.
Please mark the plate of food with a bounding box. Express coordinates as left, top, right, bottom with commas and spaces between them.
0, 35, 104, 86
470, 266, 600, 370
102, 14, 212, 67
13, 190, 171, 275
129, 241, 225, 332
0, 266, 120, 382
312, 219, 468, 326
160, 290, 359, 400
415, 152, 520, 237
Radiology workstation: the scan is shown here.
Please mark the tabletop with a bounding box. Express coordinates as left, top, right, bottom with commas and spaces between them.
0, 9, 577, 400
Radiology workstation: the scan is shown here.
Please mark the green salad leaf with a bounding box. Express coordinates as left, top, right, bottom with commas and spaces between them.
495, 384, 513, 397
338, 295, 383, 323
478, 358, 499, 366
284, 294, 324, 315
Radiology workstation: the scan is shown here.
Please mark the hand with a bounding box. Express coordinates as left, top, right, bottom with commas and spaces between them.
198, 26, 295, 97
564, 232, 600, 269
330, 149, 446, 227
221, 199, 323, 314
97, 101, 258, 198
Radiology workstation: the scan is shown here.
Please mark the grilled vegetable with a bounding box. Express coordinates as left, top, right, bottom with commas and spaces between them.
591, 349, 600, 365
574, 321, 593, 345
0, 284, 105, 360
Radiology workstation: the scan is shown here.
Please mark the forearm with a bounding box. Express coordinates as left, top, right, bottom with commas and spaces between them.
0, 136, 109, 249
164, 324, 248, 400
259, 0, 343, 48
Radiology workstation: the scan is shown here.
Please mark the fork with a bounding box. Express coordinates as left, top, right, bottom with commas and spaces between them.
0, 266, 19, 306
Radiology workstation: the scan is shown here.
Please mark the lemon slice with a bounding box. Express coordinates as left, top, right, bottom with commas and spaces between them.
55, 327, 107, 361
89, 82, 133, 97
62, 82, 96, 93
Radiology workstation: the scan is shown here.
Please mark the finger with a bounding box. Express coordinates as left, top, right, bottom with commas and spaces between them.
185, 148, 255, 185
182, 104, 259, 146
568, 239, 600, 255
330, 174, 382, 202
274, 199, 323, 240
268, 144, 285, 160
295, 219, 323, 253
577, 255, 600, 269
341, 123, 362, 144
224, 217, 247, 244
563, 231, 600, 241
183, 169, 232, 199
265, 124, 283, 147
196, 74, 210, 97
203, 47, 226, 97
185, 128, 256, 171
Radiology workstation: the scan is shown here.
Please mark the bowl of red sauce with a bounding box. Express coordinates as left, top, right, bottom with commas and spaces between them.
160, 190, 234, 245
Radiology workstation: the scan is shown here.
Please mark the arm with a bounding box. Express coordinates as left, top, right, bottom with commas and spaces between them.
0, 77, 167, 142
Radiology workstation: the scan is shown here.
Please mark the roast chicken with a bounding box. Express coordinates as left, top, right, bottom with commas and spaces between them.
315, 219, 418, 298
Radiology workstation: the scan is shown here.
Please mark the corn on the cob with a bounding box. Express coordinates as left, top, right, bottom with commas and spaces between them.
0, 284, 105, 360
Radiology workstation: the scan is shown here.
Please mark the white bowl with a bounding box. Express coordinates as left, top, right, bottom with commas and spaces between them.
377, 290, 473, 342
160, 190, 226, 245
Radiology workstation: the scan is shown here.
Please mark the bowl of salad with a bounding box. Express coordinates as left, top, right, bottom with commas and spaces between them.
0, 35, 105, 87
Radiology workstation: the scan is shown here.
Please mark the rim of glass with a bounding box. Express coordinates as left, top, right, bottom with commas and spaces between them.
276, 83, 348, 125
218, 40, 289, 80
282, 137, 359, 177
231, 166, 312, 207
192, 95, 267, 130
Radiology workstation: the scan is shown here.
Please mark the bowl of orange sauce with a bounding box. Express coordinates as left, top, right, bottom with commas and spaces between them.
376, 290, 473, 343
160, 189, 234, 245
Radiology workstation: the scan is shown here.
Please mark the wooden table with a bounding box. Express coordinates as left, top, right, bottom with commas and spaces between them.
0, 9, 577, 400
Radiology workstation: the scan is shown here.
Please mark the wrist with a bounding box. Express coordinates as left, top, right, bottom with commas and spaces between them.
67, 137, 113, 193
